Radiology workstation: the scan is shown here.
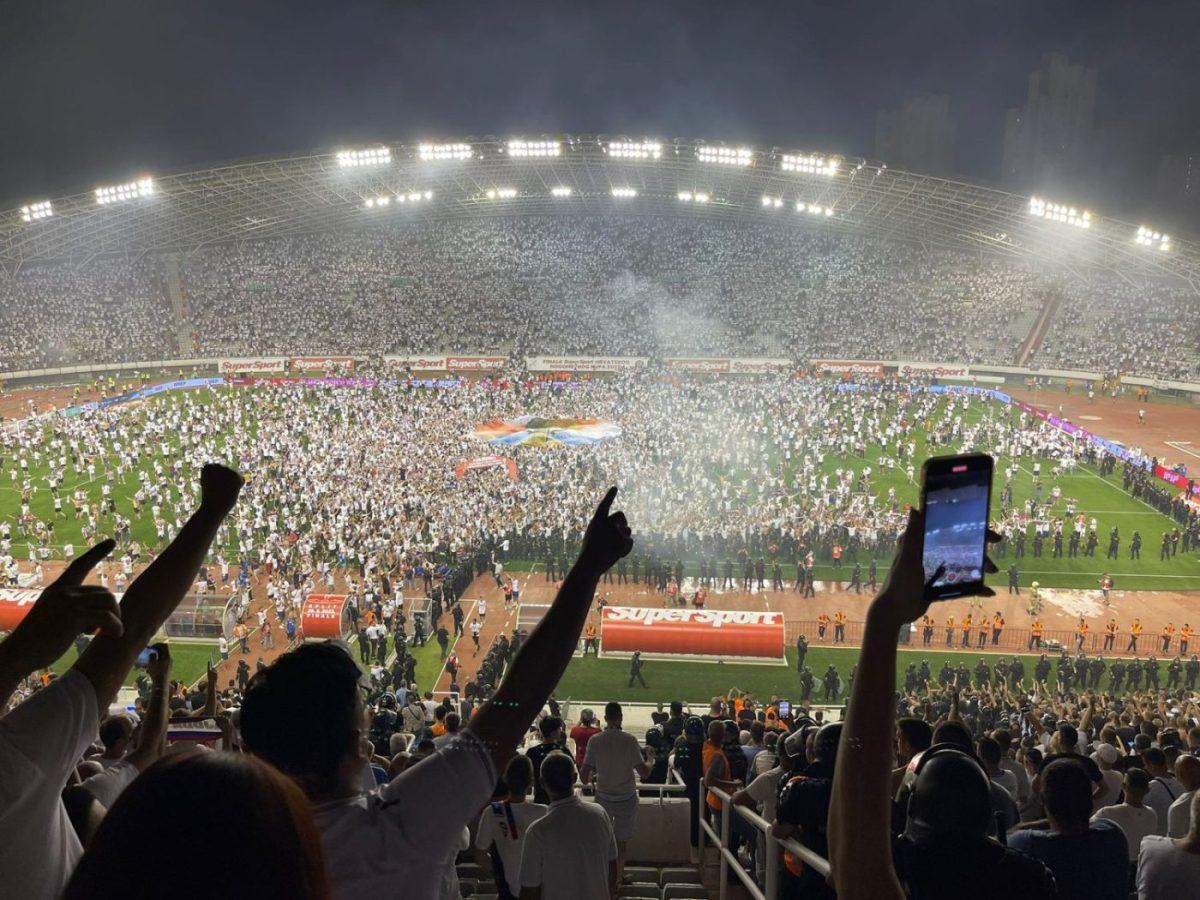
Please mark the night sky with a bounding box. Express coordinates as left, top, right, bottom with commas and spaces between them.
2, 0, 1197, 220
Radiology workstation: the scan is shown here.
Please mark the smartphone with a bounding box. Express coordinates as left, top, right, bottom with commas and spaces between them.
777, 699, 791, 718
919, 453, 994, 600
135, 647, 159, 668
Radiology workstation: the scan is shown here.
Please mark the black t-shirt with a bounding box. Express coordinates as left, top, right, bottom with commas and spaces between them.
526, 741, 561, 805
894, 835, 1057, 900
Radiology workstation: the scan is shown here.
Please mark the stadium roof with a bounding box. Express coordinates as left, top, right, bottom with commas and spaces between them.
3, 135, 1198, 287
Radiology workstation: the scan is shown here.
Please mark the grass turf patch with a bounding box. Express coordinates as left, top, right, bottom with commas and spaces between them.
48, 640, 219, 688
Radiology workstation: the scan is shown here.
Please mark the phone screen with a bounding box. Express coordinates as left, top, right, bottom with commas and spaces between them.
136, 647, 159, 668
922, 455, 993, 597
777, 700, 791, 717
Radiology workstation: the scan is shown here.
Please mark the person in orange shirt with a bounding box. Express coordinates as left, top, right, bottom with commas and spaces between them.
817, 613, 830, 641
976, 616, 989, 648
583, 622, 599, 656
1075, 617, 1089, 651
961, 614, 972, 648
1181, 623, 1193, 656
1127, 618, 1142, 653
921, 615, 934, 646
1028, 618, 1043, 651
945, 615, 955, 647
831, 544, 843, 569
833, 610, 847, 643
1103, 618, 1118, 652
703, 721, 736, 813
1162, 622, 1175, 653
991, 613, 1005, 646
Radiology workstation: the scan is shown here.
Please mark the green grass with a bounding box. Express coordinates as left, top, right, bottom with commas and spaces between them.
2, 387, 1197, 590
48, 640, 219, 687
553, 646, 1187, 704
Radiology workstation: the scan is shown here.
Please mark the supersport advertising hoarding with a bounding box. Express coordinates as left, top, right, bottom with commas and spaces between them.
600, 606, 786, 659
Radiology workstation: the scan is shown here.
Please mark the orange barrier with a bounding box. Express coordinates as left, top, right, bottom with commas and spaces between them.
601, 606, 785, 659
300, 593, 349, 640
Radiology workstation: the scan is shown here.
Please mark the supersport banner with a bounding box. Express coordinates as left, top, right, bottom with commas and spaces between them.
895, 362, 971, 379
0, 587, 46, 631
381, 355, 506, 373
455, 455, 519, 481
600, 606, 786, 659
300, 593, 348, 640
218, 358, 287, 374
812, 360, 885, 377
289, 356, 356, 373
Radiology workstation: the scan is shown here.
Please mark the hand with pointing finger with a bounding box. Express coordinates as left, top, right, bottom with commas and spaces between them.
579, 487, 634, 575
4, 539, 120, 673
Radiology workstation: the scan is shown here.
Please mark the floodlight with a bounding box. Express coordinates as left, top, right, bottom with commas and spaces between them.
551, 186, 573, 197
761, 195, 783, 208
20, 200, 53, 222
486, 188, 518, 200
611, 187, 637, 198
418, 143, 472, 161
679, 191, 693, 202
95, 178, 155, 205
781, 154, 840, 176
697, 146, 753, 166
605, 141, 662, 159
1029, 196, 1091, 229
1135, 226, 1171, 251
336, 147, 392, 168
695, 192, 709, 203
507, 140, 561, 158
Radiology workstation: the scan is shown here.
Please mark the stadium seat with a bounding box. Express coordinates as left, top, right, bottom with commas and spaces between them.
617, 884, 661, 899
659, 867, 704, 886
662, 884, 709, 900
625, 866, 660, 884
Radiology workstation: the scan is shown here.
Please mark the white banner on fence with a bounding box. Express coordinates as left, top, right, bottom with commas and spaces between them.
895, 362, 971, 379
383, 355, 448, 370
525, 356, 649, 373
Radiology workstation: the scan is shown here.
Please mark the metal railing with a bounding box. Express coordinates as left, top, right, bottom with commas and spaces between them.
698, 784, 830, 900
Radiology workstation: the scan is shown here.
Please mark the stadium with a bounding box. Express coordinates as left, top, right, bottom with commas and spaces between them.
4, 100, 1200, 900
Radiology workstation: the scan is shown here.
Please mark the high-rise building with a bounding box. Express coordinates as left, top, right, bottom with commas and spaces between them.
1001, 52, 1096, 190
875, 93, 956, 176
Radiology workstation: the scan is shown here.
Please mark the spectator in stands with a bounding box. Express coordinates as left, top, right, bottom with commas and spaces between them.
475, 755, 547, 900
1010, 757, 1129, 900
1137, 792, 1200, 899
1144, 748, 1184, 835
672, 716, 707, 854
527, 715, 565, 805
569, 708, 600, 769
0, 464, 241, 900
520, 752, 617, 900
1168, 755, 1200, 838
580, 700, 650, 884
63, 752, 328, 899
734, 726, 802, 886
239, 487, 632, 898
774, 722, 841, 899
1093, 767, 1158, 881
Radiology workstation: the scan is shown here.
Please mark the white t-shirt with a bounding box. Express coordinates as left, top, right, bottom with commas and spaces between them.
1167, 790, 1194, 839
1094, 768, 1124, 810
1000, 757, 1031, 804
1093, 803, 1159, 861
1136, 834, 1200, 899
311, 732, 495, 899
583, 727, 644, 801
475, 799, 549, 895
520, 795, 616, 900
1147, 776, 1183, 835
744, 766, 786, 821
80, 758, 139, 808
0, 670, 99, 900
990, 769, 1019, 801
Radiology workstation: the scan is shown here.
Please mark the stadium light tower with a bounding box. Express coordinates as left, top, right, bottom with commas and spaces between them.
761, 195, 784, 208
611, 187, 638, 198
796, 201, 833, 216
781, 154, 840, 176
20, 200, 53, 222
677, 191, 710, 203
551, 186, 573, 197
95, 178, 155, 205
485, 188, 518, 199
418, 142, 472, 161
604, 141, 662, 159
506, 139, 561, 157
697, 146, 754, 166
1028, 196, 1091, 228
336, 147, 392, 168
1135, 226, 1170, 251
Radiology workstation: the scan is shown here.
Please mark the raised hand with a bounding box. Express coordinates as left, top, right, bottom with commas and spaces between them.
579, 486, 633, 575
145, 642, 173, 684
4, 540, 120, 672
200, 463, 244, 514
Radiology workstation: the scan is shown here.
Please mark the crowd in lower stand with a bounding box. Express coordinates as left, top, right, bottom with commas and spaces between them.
1, 218, 1197, 379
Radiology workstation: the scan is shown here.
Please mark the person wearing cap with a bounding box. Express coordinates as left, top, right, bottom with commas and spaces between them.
1092, 741, 1125, 809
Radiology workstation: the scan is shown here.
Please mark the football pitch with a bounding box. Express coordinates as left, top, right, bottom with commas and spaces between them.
0, 385, 1197, 595
554, 645, 1187, 705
